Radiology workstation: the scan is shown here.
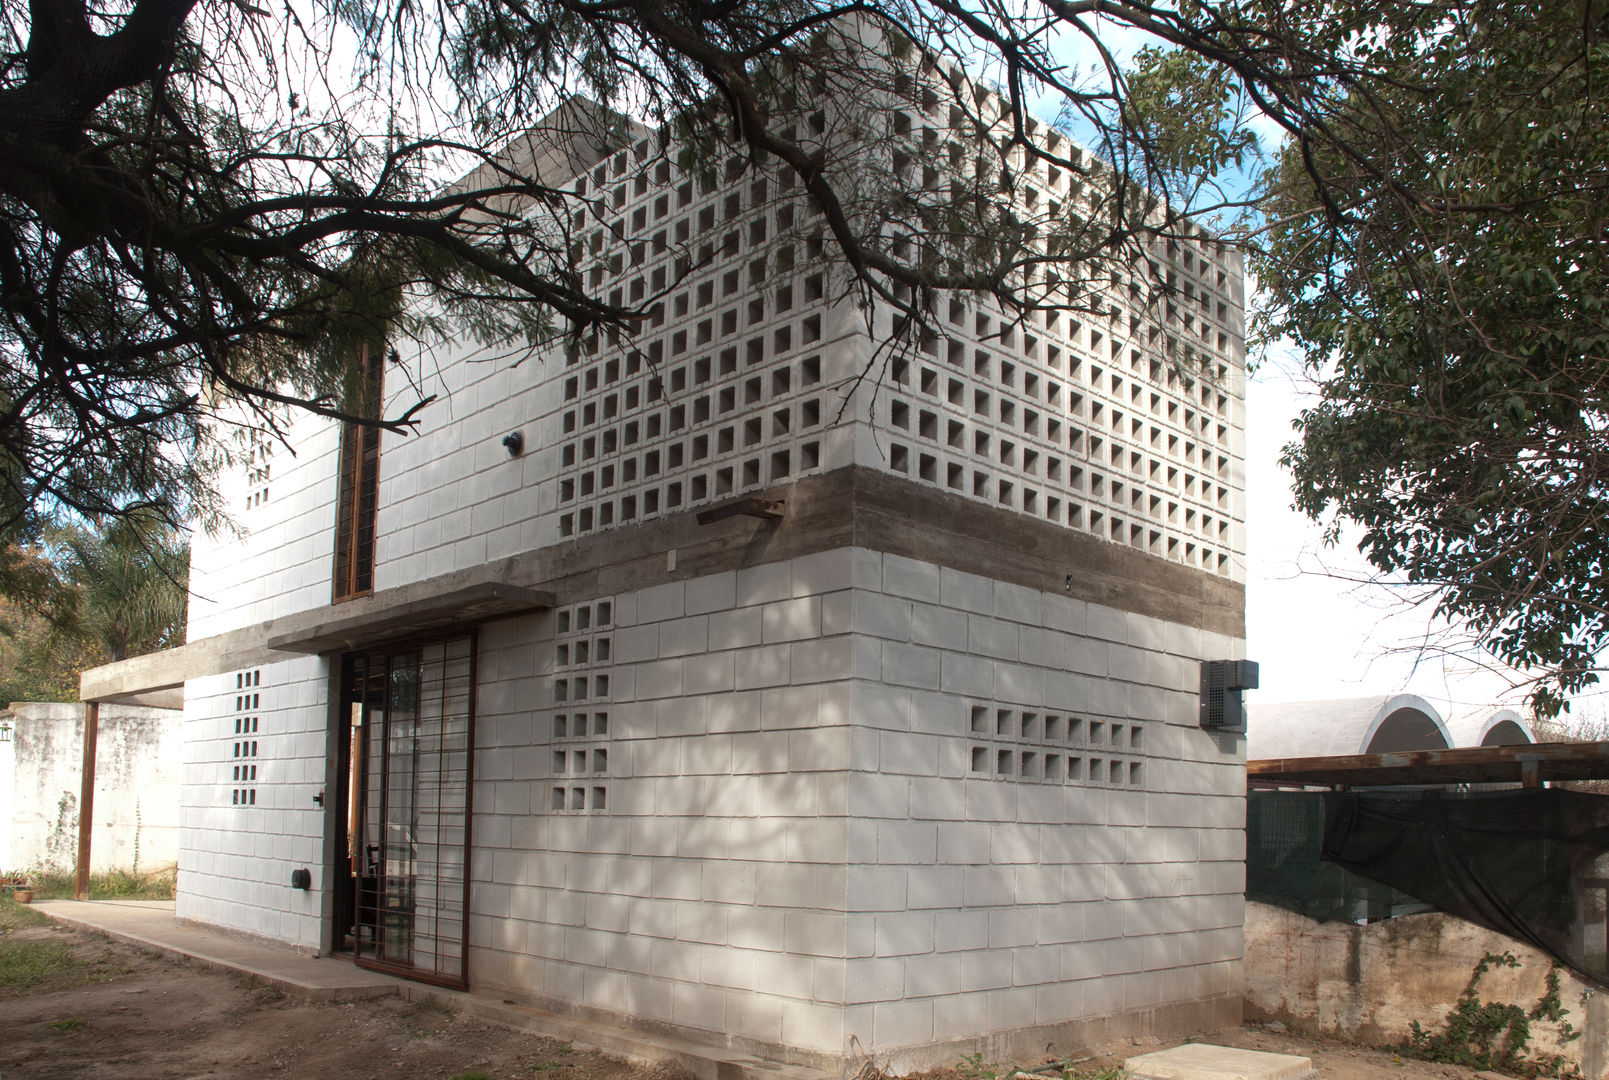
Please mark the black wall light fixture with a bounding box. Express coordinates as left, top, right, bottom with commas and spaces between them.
502, 430, 525, 456
1199, 659, 1259, 733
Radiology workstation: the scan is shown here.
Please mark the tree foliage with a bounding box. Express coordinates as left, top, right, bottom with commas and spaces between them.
0, 514, 187, 701
1257, 0, 1609, 713
3, 0, 1605, 703
0, 0, 1404, 532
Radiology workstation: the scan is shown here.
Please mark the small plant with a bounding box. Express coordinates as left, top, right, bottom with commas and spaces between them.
1400, 952, 1581, 1077
43, 1017, 87, 1032
30, 866, 176, 902
959, 1052, 998, 1080
448, 1071, 490, 1080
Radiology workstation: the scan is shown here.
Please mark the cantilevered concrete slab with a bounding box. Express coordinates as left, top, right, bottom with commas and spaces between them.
79, 565, 552, 702
265, 580, 552, 654
1124, 1044, 1318, 1080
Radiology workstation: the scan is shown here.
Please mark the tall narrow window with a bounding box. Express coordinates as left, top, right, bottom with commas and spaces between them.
334, 346, 382, 601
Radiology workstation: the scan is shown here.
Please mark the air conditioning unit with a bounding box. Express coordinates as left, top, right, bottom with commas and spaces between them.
1199, 659, 1259, 733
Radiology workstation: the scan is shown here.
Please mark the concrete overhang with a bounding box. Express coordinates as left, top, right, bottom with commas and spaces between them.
79, 567, 552, 703
266, 580, 552, 654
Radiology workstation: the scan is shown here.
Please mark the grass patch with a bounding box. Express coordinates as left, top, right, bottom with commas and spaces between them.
0, 893, 50, 932
0, 940, 79, 990
43, 1017, 87, 1032
30, 866, 176, 901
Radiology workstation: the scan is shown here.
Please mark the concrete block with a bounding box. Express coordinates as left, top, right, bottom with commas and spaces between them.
762, 596, 821, 643
638, 581, 686, 623
874, 997, 934, 1048
635, 658, 685, 700
940, 566, 994, 614
684, 570, 737, 615
988, 907, 1038, 949
855, 680, 912, 732
669, 980, 728, 1035
784, 910, 847, 958
658, 615, 711, 657
911, 603, 968, 651
733, 643, 792, 689
821, 591, 854, 636
968, 615, 1019, 660
708, 606, 762, 650
844, 956, 907, 1004
881, 553, 940, 602
849, 771, 910, 818
857, 592, 914, 641
780, 998, 846, 1056
939, 653, 994, 697
879, 820, 938, 865
706, 690, 763, 733
937, 821, 992, 864
791, 548, 853, 597
993, 581, 1042, 625
960, 948, 1013, 992
790, 637, 852, 684
848, 866, 908, 912
683, 650, 736, 694
735, 561, 793, 607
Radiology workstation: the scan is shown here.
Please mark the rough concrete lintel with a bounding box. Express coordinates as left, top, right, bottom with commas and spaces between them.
84, 464, 1243, 701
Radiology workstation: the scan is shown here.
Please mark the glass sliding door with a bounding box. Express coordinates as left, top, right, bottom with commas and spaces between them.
343, 635, 475, 987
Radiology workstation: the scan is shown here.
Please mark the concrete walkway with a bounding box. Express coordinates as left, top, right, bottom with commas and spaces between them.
33, 899, 401, 1000
35, 899, 828, 1080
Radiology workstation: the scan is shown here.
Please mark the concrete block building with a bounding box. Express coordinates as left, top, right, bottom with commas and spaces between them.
110, 66, 1249, 1071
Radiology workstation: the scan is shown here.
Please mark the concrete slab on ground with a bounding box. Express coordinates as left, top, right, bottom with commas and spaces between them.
1124, 1044, 1319, 1080
32, 899, 402, 1001
33, 900, 831, 1080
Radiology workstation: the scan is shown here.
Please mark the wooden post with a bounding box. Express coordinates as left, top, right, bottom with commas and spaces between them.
75, 701, 99, 901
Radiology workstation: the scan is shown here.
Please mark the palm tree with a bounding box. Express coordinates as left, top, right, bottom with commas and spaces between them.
48, 513, 188, 663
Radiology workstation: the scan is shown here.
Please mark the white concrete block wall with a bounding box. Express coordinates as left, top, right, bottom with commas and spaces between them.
469, 551, 866, 1056
464, 548, 1242, 1061
176, 654, 328, 949
836, 551, 1244, 1057
188, 413, 342, 639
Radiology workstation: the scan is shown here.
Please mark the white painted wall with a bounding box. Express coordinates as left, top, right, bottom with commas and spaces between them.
0, 702, 181, 875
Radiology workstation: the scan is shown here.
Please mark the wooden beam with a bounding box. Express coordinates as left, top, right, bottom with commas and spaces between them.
1248, 740, 1609, 788
75, 701, 99, 901
695, 497, 786, 525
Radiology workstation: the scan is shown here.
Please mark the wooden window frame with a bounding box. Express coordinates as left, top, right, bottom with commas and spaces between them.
333, 346, 383, 602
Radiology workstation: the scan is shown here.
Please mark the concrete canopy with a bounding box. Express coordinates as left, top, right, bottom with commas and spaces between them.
1247, 694, 1454, 760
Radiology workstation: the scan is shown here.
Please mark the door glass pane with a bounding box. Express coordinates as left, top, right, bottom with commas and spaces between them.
349, 636, 474, 984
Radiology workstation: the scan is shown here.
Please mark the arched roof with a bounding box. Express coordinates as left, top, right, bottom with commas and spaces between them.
1247, 694, 1453, 760
1444, 707, 1536, 748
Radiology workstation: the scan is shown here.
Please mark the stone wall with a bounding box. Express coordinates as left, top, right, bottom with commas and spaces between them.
1245, 901, 1607, 1078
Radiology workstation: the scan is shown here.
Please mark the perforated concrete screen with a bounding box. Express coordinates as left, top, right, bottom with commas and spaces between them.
542, 97, 1244, 582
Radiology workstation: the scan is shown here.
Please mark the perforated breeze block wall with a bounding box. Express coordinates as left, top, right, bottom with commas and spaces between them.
468, 545, 1243, 1068
176, 654, 329, 951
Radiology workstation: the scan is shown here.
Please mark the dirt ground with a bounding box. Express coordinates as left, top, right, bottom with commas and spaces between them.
0, 915, 1505, 1080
